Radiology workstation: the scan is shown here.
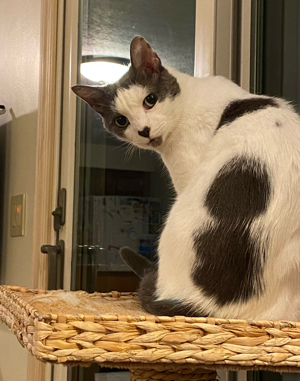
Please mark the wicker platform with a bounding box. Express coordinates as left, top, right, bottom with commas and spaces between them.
0, 285, 299, 380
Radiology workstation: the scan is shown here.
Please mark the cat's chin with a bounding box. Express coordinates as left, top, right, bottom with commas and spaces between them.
148, 136, 163, 148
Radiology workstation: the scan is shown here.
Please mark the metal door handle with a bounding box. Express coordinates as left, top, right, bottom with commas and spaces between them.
51, 188, 66, 231
41, 240, 64, 290
0, 105, 6, 115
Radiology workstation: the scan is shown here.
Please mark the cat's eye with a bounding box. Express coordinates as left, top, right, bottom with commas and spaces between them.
143, 93, 157, 109
115, 115, 129, 128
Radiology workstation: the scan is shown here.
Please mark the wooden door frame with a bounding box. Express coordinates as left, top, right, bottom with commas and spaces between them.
28, 0, 62, 379
53, 0, 79, 378
194, 0, 216, 77
28, 0, 79, 379
58, 0, 79, 295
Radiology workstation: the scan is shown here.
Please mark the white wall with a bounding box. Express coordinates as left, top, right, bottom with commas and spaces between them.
0, 1, 41, 380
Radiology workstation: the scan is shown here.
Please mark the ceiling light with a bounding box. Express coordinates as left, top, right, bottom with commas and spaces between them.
80, 56, 130, 85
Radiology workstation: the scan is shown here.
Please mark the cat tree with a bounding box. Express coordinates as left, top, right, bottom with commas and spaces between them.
0, 285, 299, 380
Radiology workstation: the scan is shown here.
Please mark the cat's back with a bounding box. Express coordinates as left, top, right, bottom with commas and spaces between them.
196, 91, 299, 222
173, 71, 299, 154
158, 87, 299, 320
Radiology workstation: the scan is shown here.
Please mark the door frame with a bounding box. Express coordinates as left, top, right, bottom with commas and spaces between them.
58, 0, 79, 294
194, 0, 216, 78
28, 0, 62, 379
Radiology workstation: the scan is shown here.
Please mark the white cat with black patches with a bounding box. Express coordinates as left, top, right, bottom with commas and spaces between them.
72, 36, 300, 321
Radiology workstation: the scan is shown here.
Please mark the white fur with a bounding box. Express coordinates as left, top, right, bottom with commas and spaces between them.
114, 67, 300, 321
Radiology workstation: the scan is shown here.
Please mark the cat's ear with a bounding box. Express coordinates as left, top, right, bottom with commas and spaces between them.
130, 36, 162, 74
72, 85, 109, 115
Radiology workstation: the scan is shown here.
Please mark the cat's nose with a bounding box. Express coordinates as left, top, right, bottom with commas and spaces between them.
138, 126, 150, 138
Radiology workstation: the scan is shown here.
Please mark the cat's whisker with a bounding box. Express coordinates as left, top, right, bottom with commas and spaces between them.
111, 141, 128, 152
124, 144, 138, 162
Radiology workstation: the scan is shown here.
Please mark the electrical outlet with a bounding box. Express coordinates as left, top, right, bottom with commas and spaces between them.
10, 194, 26, 237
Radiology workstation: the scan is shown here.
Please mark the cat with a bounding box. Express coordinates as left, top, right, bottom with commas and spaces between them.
72, 36, 300, 321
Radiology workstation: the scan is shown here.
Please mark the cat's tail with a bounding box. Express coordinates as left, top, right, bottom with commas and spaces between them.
119, 247, 154, 278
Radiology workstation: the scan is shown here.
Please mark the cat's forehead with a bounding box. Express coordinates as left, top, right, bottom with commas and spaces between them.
114, 66, 181, 103
114, 86, 148, 115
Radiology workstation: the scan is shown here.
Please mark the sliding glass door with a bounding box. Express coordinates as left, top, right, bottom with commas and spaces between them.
55, 1, 299, 380
70, 1, 196, 379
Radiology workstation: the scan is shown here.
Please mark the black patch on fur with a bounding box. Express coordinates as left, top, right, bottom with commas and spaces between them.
217, 98, 278, 130
192, 156, 270, 305
139, 267, 208, 317
205, 157, 270, 221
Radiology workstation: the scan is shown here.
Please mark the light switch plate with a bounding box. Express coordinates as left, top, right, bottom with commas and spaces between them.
10, 194, 26, 237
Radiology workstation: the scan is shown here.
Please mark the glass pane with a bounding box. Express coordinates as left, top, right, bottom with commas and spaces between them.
70, 1, 195, 379
251, 0, 300, 111
250, 1, 299, 380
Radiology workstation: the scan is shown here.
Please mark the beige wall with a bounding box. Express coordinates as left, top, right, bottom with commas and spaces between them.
0, 1, 41, 380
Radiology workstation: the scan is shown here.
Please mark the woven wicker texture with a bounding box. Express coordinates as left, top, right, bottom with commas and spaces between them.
0, 285, 299, 377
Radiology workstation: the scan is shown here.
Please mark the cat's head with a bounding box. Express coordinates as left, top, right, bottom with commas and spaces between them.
72, 36, 181, 150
